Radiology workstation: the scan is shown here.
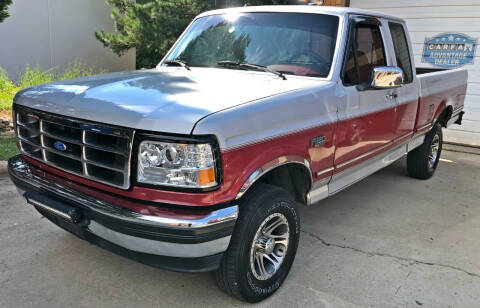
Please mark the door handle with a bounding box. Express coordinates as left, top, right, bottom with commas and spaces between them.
385, 92, 398, 100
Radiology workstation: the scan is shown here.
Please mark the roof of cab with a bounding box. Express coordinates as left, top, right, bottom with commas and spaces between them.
197, 5, 404, 22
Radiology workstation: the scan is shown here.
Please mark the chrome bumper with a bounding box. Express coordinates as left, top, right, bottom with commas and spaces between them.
8, 155, 238, 272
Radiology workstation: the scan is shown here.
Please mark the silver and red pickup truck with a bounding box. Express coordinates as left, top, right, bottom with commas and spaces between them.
8, 6, 467, 302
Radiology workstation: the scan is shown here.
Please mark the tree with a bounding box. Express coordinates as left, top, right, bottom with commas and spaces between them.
96, 0, 292, 68
96, 0, 213, 69
0, 0, 13, 23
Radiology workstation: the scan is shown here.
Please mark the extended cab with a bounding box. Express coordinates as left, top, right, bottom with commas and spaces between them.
8, 6, 467, 302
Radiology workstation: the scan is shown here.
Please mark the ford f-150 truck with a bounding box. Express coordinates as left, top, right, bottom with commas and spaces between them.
8, 6, 467, 302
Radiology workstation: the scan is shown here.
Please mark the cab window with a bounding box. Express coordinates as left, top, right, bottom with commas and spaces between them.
389, 22, 413, 83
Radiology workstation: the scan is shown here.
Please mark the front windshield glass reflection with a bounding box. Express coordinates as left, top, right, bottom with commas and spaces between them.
164, 13, 339, 78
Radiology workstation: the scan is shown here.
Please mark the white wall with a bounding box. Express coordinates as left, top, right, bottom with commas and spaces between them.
0, 0, 135, 79
350, 0, 480, 146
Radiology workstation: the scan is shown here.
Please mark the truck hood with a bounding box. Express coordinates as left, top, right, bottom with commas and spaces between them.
15, 68, 322, 134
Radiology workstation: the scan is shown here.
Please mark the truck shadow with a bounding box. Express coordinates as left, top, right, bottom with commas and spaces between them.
8, 151, 477, 307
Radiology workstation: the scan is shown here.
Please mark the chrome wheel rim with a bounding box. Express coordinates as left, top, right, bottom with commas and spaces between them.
428, 134, 440, 169
250, 213, 290, 281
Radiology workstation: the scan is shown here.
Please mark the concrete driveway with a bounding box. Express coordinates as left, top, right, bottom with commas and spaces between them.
1, 148, 479, 307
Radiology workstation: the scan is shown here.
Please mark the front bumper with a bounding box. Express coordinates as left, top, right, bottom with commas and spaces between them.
8, 155, 238, 272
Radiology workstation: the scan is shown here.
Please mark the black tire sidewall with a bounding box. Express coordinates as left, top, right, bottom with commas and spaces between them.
426, 123, 443, 175
233, 186, 300, 302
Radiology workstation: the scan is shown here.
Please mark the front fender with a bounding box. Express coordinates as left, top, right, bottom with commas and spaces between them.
216, 142, 312, 203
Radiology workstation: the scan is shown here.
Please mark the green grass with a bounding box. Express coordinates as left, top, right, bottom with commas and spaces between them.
0, 61, 106, 115
0, 137, 19, 160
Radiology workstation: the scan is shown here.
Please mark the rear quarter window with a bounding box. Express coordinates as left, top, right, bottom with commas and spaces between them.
389, 22, 413, 83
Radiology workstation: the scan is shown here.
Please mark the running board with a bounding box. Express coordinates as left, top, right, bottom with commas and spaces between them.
306, 134, 426, 206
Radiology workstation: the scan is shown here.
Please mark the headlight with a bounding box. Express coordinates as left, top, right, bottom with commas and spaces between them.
137, 140, 218, 188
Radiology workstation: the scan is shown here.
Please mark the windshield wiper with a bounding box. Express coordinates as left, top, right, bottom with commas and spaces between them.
218, 61, 287, 80
164, 59, 191, 70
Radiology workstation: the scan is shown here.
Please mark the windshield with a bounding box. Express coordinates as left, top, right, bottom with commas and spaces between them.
163, 12, 340, 78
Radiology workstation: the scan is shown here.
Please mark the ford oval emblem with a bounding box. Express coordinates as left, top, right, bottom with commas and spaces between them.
53, 141, 67, 151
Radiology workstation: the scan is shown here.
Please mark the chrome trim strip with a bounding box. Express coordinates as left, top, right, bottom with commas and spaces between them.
317, 167, 334, 177
416, 123, 432, 133
329, 143, 407, 195
308, 134, 423, 207
26, 197, 73, 222
235, 155, 313, 200
407, 134, 426, 152
88, 221, 232, 258
336, 142, 393, 169
9, 156, 239, 230
134, 206, 239, 229
306, 177, 330, 206
393, 132, 414, 144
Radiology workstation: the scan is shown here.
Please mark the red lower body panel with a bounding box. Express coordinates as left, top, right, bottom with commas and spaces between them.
22, 85, 462, 210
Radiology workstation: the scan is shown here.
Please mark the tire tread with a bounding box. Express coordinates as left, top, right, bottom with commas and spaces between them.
407, 123, 442, 179
215, 183, 298, 302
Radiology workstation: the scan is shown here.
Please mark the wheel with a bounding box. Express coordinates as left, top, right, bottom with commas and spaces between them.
407, 122, 443, 179
215, 183, 300, 303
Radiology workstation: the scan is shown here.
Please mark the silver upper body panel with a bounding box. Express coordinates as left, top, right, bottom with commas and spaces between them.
193, 80, 338, 151
14, 68, 321, 135
14, 6, 406, 146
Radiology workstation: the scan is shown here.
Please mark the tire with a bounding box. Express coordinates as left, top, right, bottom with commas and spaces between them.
407, 122, 443, 179
215, 183, 300, 303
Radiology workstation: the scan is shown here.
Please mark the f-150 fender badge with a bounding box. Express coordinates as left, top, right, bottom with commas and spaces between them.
310, 136, 326, 148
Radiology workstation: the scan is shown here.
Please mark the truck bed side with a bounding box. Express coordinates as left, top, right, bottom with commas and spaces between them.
416, 68, 467, 131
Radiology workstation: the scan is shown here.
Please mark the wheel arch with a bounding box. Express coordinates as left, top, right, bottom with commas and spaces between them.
235, 155, 313, 204
434, 103, 453, 128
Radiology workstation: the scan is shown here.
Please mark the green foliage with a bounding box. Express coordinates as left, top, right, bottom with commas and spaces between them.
58, 61, 106, 80
96, 0, 291, 69
0, 61, 105, 113
96, 0, 212, 69
17, 64, 54, 89
0, 137, 18, 160
0, 68, 19, 112
179, 24, 252, 66
0, 0, 12, 23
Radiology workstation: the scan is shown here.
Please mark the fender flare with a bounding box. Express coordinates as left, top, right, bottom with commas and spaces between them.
235, 155, 313, 200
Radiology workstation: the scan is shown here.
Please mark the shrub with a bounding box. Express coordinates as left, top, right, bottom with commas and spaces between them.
0, 61, 106, 114
17, 64, 54, 89
0, 67, 19, 112
59, 61, 105, 80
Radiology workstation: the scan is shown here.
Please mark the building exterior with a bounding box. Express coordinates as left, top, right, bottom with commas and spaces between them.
350, 0, 479, 146
0, 0, 135, 80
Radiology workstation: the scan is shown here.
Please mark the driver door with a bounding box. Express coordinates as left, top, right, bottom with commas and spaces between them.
333, 18, 397, 176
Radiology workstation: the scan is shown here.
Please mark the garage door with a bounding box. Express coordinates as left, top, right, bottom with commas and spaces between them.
350, 0, 480, 146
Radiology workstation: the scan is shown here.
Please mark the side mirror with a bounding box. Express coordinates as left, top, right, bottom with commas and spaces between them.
371, 66, 404, 89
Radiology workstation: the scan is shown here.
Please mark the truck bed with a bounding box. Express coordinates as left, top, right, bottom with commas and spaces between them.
416, 68, 468, 130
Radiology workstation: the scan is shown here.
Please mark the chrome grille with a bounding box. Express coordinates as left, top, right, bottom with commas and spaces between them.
15, 107, 134, 189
